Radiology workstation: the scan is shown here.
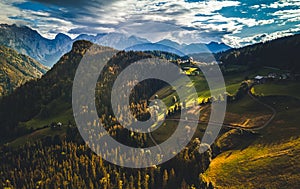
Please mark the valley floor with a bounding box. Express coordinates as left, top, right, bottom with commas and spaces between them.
202, 95, 300, 188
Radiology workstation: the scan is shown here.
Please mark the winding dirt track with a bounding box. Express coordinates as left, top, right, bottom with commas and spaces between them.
246, 86, 277, 131
148, 85, 277, 147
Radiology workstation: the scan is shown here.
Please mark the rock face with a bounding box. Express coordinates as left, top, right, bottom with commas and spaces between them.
0, 24, 73, 67
0, 45, 49, 96
0, 24, 231, 67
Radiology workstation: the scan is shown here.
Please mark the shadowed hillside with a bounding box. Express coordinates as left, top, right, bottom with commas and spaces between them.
218, 34, 300, 71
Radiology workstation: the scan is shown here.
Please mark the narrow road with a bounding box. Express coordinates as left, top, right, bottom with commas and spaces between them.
164, 88, 277, 132
148, 84, 277, 153
247, 86, 277, 131
157, 85, 277, 132
165, 118, 254, 131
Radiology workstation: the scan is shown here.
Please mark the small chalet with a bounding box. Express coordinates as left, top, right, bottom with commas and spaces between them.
254, 75, 266, 84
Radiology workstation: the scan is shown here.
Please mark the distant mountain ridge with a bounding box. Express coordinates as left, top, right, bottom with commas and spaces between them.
155, 39, 231, 54
0, 24, 231, 67
0, 45, 49, 96
0, 24, 73, 67
0, 24, 151, 67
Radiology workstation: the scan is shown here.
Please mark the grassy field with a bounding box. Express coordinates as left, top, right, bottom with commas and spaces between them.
150, 90, 273, 146
7, 127, 68, 148
21, 98, 74, 130
150, 119, 207, 144
203, 137, 300, 188
151, 67, 300, 188
253, 81, 300, 99
150, 69, 272, 144
202, 95, 300, 188
153, 72, 244, 108
7, 98, 74, 148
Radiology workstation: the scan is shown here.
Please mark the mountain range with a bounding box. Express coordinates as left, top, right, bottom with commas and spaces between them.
0, 45, 48, 96
156, 39, 231, 54
0, 24, 72, 67
0, 24, 231, 67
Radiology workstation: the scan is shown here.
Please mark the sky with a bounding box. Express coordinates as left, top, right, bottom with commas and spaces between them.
1, 0, 300, 47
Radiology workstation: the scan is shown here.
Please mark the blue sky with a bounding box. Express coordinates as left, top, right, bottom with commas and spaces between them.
1, 0, 300, 47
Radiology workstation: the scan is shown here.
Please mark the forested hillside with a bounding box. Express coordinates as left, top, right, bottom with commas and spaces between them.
218, 34, 300, 71
0, 45, 48, 96
0, 40, 214, 189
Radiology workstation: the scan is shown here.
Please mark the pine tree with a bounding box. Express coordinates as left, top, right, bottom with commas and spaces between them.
162, 169, 168, 188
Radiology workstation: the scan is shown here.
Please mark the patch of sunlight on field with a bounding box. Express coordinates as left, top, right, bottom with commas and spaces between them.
202, 137, 300, 188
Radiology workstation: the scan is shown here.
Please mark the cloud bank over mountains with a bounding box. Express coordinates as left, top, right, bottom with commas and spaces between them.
1, 0, 300, 47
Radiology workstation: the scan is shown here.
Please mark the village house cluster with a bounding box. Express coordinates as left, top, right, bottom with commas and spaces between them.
254, 72, 292, 84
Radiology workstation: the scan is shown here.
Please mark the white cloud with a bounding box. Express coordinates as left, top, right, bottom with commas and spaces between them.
273, 9, 300, 21
269, 0, 300, 9
2, 0, 300, 46
0, 1, 23, 24
223, 27, 300, 47
17, 10, 77, 39
250, 5, 260, 9
99, 0, 243, 43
